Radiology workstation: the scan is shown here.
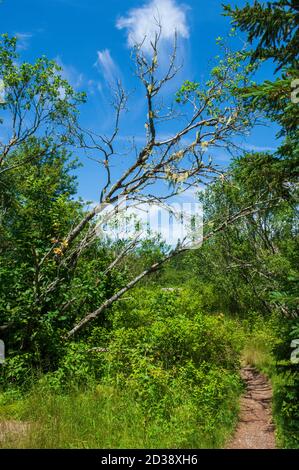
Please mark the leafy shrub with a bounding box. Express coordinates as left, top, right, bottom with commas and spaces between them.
0, 287, 246, 448
272, 317, 299, 449
101, 288, 244, 446
39, 342, 106, 391
0, 353, 39, 389
273, 370, 299, 448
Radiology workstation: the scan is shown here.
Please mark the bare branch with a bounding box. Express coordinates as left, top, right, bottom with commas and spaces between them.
65, 246, 183, 339
65, 197, 281, 339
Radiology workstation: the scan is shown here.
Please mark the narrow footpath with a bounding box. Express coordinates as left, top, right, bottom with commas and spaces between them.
227, 366, 276, 449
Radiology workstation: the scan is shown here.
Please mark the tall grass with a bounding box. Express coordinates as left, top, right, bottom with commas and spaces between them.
242, 335, 274, 370
0, 381, 239, 449
241, 314, 278, 372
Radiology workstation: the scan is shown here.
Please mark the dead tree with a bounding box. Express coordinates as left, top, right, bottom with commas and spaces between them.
61, 31, 261, 337
1, 31, 267, 340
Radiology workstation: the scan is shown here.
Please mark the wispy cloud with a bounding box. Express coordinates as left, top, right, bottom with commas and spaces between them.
176, 185, 204, 202
95, 49, 120, 85
15, 32, 33, 51
116, 0, 189, 55
243, 143, 277, 153
55, 57, 84, 90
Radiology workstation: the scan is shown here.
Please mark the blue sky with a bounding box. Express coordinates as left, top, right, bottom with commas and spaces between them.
1, 0, 279, 202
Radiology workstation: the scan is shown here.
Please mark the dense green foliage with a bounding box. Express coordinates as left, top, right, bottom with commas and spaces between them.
196, 156, 298, 447
225, 0, 299, 447
0, 0, 298, 449
0, 288, 244, 448
224, 1, 298, 69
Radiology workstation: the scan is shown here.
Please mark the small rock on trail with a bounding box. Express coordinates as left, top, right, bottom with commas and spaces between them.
227, 366, 276, 449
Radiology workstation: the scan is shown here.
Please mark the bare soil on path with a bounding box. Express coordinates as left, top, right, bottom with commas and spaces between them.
227, 366, 276, 449
0, 420, 29, 446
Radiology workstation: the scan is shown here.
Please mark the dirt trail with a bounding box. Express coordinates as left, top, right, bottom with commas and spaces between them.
0, 420, 29, 447
227, 366, 276, 449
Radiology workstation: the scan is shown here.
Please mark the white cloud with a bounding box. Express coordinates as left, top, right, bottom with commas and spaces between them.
116, 0, 189, 55
243, 143, 277, 153
176, 186, 204, 202
15, 32, 33, 51
95, 49, 120, 84
55, 57, 84, 90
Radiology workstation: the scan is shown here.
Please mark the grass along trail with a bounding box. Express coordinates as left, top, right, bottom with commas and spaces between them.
0, 367, 277, 448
